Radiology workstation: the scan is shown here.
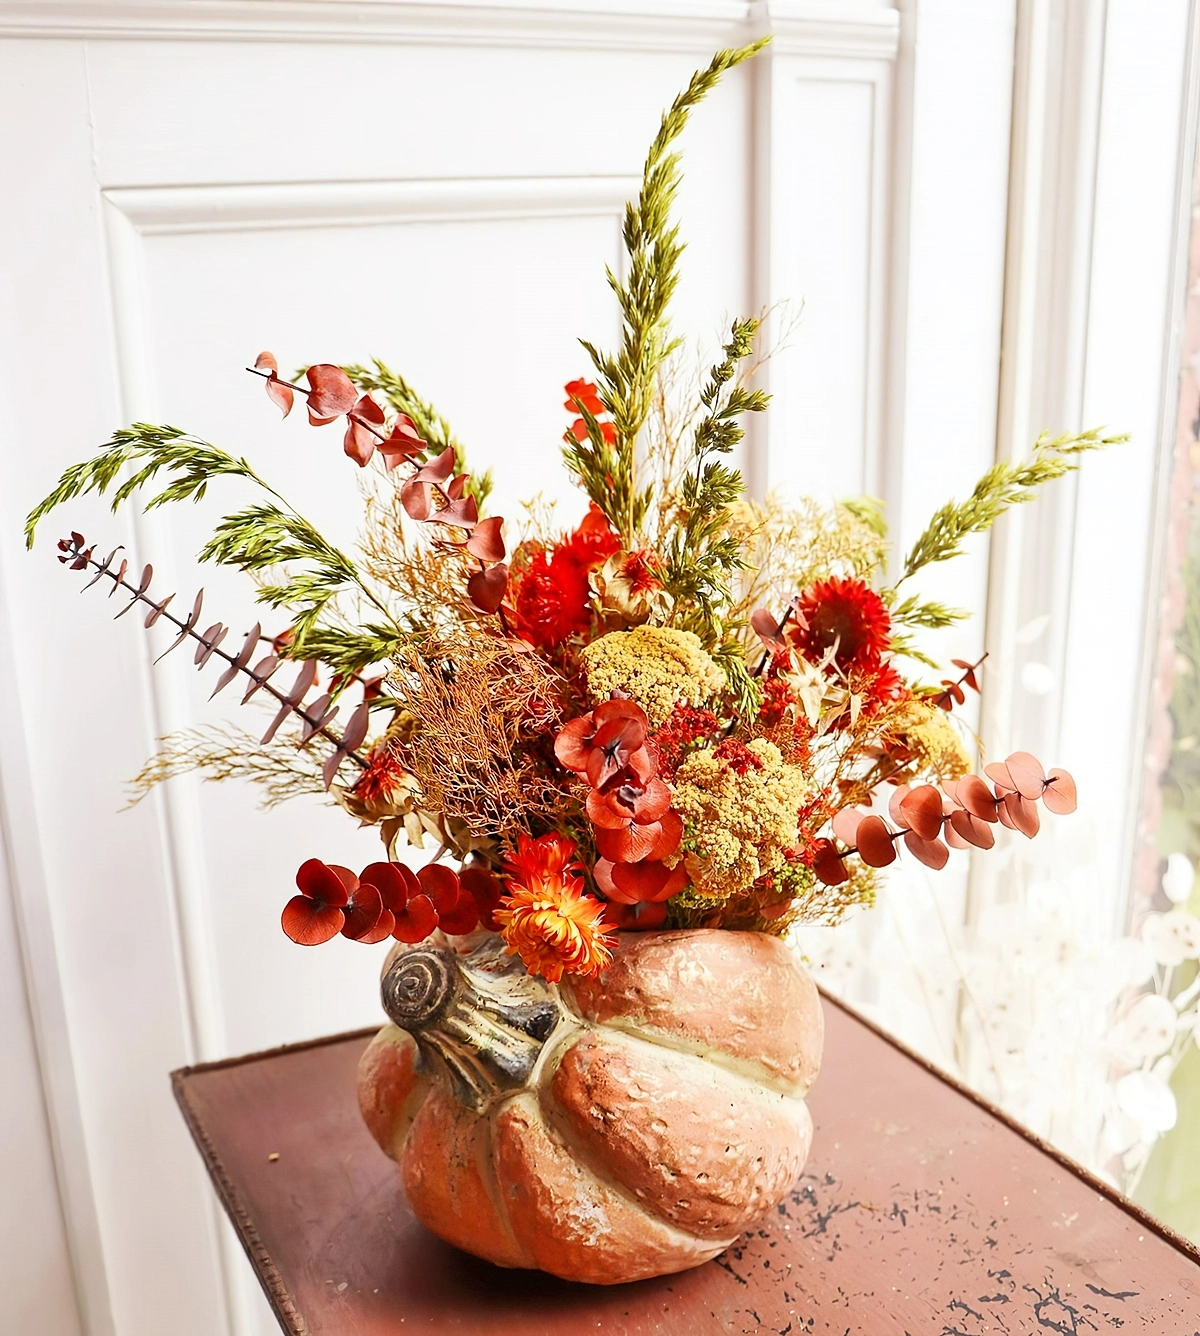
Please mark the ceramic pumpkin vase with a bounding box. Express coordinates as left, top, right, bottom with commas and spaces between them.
357, 928, 823, 1284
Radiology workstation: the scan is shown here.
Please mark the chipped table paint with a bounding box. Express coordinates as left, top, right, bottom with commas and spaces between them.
173, 995, 1200, 1334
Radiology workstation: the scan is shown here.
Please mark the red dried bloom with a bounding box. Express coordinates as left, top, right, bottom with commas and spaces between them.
564, 380, 606, 416
713, 737, 766, 776
860, 661, 908, 713
353, 743, 410, 808
652, 704, 720, 777
758, 673, 797, 727
513, 546, 593, 649
561, 502, 621, 570
564, 379, 617, 446
613, 548, 664, 596
791, 577, 891, 672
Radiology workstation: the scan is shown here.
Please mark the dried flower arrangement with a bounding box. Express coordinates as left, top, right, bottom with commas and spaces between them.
27, 41, 1115, 989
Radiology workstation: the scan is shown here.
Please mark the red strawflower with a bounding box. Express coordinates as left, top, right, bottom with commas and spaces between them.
758, 673, 796, 727
791, 577, 891, 672
564, 379, 606, 416
564, 379, 617, 445
860, 661, 908, 712
561, 502, 621, 570
513, 546, 592, 649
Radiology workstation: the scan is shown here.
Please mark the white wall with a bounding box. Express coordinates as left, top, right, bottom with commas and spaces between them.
1, 1, 1193, 1333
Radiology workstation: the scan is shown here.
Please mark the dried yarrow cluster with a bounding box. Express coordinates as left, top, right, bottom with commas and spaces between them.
30, 42, 1114, 984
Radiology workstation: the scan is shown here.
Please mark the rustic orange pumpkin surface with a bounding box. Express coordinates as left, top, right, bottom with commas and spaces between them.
357, 929, 823, 1284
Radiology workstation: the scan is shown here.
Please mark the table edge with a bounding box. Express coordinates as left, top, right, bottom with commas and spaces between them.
170, 988, 1200, 1336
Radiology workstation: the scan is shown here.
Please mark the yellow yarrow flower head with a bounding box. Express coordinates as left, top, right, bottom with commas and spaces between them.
580, 627, 725, 727
887, 701, 971, 785
669, 738, 809, 900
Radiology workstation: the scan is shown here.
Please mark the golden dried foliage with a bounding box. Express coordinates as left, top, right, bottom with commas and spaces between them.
125, 723, 330, 809
358, 475, 481, 636
389, 634, 573, 845
728, 494, 889, 639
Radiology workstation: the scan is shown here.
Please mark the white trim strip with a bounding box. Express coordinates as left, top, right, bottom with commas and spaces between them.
0, 0, 900, 58
103, 175, 643, 235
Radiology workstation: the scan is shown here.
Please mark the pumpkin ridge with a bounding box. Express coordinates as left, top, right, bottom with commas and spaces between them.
471, 1100, 537, 1268
541, 1027, 812, 1239
565, 1012, 815, 1099
493, 1091, 730, 1282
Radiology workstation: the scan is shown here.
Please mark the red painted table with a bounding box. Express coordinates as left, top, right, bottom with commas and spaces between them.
173, 995, 1200, 1334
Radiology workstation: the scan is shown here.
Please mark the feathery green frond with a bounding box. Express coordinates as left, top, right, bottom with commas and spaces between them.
25, 424, 258, 547
566, 38, 770, 543
896, 427, 1125, 585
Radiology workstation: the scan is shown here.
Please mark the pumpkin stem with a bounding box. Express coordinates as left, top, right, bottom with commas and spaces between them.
381, 939, 565, 1111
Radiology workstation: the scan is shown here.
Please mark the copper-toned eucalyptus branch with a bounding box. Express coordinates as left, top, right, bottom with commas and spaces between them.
58, 533, 370, 787
249, 355, 512, 630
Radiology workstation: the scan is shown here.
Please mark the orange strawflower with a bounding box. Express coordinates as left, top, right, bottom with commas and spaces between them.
495, 834, 615, 982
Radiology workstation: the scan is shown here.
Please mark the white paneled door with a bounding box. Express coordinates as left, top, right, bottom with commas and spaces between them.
4, 2, 1157, 1334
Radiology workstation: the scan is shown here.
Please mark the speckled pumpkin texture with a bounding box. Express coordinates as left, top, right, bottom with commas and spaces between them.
357, 929, 823, 1284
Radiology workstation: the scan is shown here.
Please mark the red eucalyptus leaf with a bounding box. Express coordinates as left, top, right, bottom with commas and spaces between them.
438, 893, 479, 936
951, 659, 980, 692
144, 593, 174, 628
1043, 767, 1077, 815
344, 418, 378, 467
888, 785, 912, 828
410, 447, 457, 488
459, 866, 503, 931
281, 895, 344, 945
256, 354, 295, 418
984, 761, 1016, 792
751, 607, 788, 647
108, 558, 129, 596
899, 785, 944, 841
305, 364, 358, 423
903, 830, 950, 870
812, 838, 850, 886
944, 822, 971, 851
295, 857, 353, 907
1003, 790, 1041, 838
554, 716, 594, 772
378, 416, 424, 469
286, 659, 319, 703
322, 750, 345, 790
340, 882, 384, 941
417, 863, 461, 914
1005, 751, 1047, 801
195, 623, 229, 667
427, 495, 479, 530
604, 900, 669, 930
467, 563, 509, 614
594, 821, 660, 864
447, 474, 469, 500
358, 909, 396, 945
957, 773, 999, 822
949, 808, 995, 850
610, 859, 688, 903
211, 624, 261, 698
831, 808, 865, 845
360, 861, 421, 913
341, 701, 371, 753
466, 516, 506, 563
401, 477, 435, 522
392, 893, 438, 944
242, 654, 278, 703
856, 815, 898, 867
